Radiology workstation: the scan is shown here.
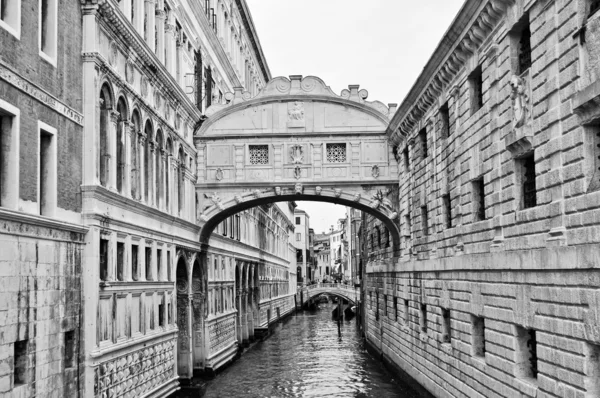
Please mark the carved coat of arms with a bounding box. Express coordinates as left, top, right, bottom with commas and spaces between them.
290, 144, 304, 164
287, 101, 305, 127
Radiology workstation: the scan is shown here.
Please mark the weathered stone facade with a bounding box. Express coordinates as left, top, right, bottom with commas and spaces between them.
362, 0, 600, 397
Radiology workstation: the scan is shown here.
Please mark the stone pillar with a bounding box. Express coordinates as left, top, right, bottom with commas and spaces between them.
133, 0, 144, 34
108, 111, 119, 191
165, 15, 176, 76
176, 38, 184, 87
241, 289, 249, 345
236, 288, 243, 344
144, 0, 156, 52
150, 141, 156, 207
82, 4, 99, 191
155, 6, 165, 63
139, 135, 146, 203
161, 150, 167, 211
124, 122, 132, 198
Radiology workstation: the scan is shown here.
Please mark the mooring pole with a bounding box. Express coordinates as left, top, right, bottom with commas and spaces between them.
337, 302, 342, 338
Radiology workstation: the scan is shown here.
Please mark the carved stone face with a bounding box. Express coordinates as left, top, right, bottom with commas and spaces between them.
274, 186, 281, 195
295, 183, 303, 194
315, 186, 322, 195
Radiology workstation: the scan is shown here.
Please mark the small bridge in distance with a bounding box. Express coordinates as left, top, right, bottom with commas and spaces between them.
300, 282, 360, 306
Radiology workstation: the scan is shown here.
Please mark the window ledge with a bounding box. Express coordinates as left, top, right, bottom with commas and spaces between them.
573, 79, 600, 124
39, 51, 57, 68
0, 20, 20, 40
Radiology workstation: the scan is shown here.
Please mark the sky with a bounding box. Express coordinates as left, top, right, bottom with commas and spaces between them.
245, 0, 465, 233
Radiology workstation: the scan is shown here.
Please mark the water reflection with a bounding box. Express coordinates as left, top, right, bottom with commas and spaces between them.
202, 303, 425, 398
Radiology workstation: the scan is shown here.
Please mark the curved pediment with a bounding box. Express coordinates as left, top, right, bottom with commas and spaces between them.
197, 75, 396, 136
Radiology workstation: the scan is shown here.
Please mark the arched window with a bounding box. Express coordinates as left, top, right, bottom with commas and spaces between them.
143, 120, 153, 203
99, 84, 113, 187
130, 109, 141, 199
116, 97, 128, 194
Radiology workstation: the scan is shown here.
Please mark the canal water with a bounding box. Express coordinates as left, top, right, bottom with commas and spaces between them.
201, 303, 426, 398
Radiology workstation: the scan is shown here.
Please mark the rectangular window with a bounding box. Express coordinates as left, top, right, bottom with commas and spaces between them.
443, 194, 452, 229
375, 292, 379, 321
158, 299, 165, 328
145, 247, 152, 281
421, 206, 429, 236
148, 299, 155, 330
513, 14, 532, 75
326, 143, 347, 163
131, 244, 139, 281
156, 248, 162, 280
39, 0, 57, 65
471, 315, 486, 358
13, 340, 27, 385
39, 123, 56, 216
585, 342, 600, 396
403, 147, 409, 171
442, 308, 451, 343
404, 299, 409, 325
116, 242, 124, 281
166, 251, 171, 281
249, 145, 269, 165
64, 330, 75, 369
99, 238, 109, 281
515, 326, 538, 380
420, 304, 427, 333
520, 154, 537, 209
0, 0, 21, 38
440, 102, 450, 139
469, 65, 484, 114
404, 212, 411, 237
473, 178, 486, 221
296, 233, 301, 241
393, 296, 398, 321
419, 127, 428, 158
0, 102, 20, 209
383, 294, 388, 317
295, 216, 301, 225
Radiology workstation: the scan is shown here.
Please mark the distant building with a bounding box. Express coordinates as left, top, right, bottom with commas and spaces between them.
313, 233, 331, 281
293, 208, 310, 283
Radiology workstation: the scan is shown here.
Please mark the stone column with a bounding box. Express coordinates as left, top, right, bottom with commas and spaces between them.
108, 111, 119, 191
144, 0, 156, 52
150, 141, 156, 207
82, 3, 99, 191
165, 16, 176, 76
176, 37, 184, 87
155, 6, 165, 63
124, 122, 132, 198
236, 288, 243, 344
161, 150, 167, 211
133, 0, 144, 34
139, 134, 146, 203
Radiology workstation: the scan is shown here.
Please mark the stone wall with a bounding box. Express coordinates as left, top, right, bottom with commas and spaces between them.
0, 211, 85, 397
366, 0, 600, 397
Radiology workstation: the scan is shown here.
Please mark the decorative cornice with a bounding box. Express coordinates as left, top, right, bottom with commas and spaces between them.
387, 0, 513, 146
0, 208, 88, 235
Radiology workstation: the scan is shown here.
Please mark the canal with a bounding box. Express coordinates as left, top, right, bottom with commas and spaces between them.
201, 303, 428, 397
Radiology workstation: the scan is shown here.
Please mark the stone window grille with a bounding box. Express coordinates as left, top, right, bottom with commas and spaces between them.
64, 330, 75, 369
420, 304, 427, 333
522, 154, 537, 209
440, 102, 450, 139
443, 194, 452, 229
326, 143, 347, 163
469, 65, 484, 114
249, 145, 269, 165
421, 206, 429, 236
13, 340, 27, 386
515, 326, 538, 380
419, 127, 428, 158
442, 309, 451, 343
584, 342, 600, 396
473, 178, 486, 221
471, 315, 486, 358
517, 17, 532, 74
0, 0, 21, 38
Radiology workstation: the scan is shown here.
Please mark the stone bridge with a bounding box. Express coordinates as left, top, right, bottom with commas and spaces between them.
301, 283, 360, 306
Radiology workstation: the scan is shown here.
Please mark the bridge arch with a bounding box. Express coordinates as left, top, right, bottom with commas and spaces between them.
194, 74, 401, 255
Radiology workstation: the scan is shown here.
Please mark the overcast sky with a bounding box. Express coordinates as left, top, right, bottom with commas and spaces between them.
245, 0, 465, 233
